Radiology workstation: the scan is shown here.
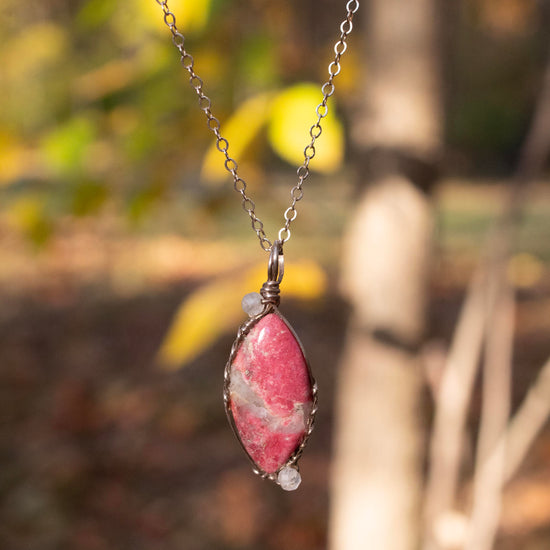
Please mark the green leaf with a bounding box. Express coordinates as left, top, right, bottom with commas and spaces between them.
7, 195, 54, 248
77, 0, 118, 29
42, 116, 97, 175
127, 182, 166, 224
71, 181, 108, 217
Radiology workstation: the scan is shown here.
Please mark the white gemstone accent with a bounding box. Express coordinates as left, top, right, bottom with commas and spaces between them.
241, 292, 264, 316
278, 466, 301, 491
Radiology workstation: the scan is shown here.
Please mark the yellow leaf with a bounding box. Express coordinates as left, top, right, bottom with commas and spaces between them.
2, 23, 68, 82
6, 195, 53, 247
139, 0, 212, 34
0, 135, 44, 186
73, 59, 142, 101
245, 259, 328, 300
201, 92, 274, 184
157, 278, 245, 370
507, 253, 544, 289
176, 0, 212, 32
268, 83, 344, 173
157, 259, 327, 370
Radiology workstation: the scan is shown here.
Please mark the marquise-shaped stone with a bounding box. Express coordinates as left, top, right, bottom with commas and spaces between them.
228, 312, 314, 473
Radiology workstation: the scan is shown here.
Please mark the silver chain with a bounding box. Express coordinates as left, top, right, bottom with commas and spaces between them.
155, 0, 359, 251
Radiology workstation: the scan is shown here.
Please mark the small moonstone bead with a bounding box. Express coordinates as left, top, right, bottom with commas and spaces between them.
278, 466, 301, 491
241, 292, 264, 316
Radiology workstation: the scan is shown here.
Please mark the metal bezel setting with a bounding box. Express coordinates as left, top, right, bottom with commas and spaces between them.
223, 304, 318, 485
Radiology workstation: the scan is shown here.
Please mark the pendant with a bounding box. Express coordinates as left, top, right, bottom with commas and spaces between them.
223, 241, 317, 491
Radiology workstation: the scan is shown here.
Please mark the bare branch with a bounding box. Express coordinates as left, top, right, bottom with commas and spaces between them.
422, 270, 487, 550
464, 40, 550, 550
476, 356, 550, 489
423, 41, 550, 550
465, 282, 515, 550
460, 355, 550, 550
504, 356, 550, 483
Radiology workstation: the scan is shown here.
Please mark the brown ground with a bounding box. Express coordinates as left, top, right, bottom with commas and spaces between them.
0, 182, 549, 549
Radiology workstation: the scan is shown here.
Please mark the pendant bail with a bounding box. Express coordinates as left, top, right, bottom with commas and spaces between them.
261, 240, 284, 306
267, 240, 284, 283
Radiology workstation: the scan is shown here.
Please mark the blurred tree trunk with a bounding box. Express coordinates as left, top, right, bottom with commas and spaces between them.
329, 0, 442, 549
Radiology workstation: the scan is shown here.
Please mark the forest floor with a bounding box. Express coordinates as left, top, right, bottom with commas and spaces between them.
0, 180, 549, 550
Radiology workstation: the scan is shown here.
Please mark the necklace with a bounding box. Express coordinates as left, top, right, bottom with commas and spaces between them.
156, 0, 359, 490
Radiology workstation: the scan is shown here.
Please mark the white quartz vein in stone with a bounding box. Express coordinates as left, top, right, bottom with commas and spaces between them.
229, 369, 309, 435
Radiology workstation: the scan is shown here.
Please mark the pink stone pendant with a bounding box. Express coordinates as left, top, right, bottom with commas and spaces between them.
223, 243, 317, 490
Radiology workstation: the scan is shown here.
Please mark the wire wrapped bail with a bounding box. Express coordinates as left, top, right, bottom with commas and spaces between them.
261, 240, 284, 307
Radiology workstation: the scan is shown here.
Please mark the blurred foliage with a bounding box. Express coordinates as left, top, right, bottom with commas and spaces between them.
201, 92, 275, 184
202, 83, 344, 184
507, 252, 545, 288
0, 0, 351, 249
476, 0, 537, 35
6, 194, 54, 247
158, 259, 327, 369
268, 83, 344, 172
0, 0, 548, 248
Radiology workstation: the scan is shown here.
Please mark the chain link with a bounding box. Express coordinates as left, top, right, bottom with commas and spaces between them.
155, 0, 359, 251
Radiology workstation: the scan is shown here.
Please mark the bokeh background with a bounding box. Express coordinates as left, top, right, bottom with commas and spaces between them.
0, 1, 549, 549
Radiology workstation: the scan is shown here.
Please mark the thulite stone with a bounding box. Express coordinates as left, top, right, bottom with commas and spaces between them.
228, 312, 313, 473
